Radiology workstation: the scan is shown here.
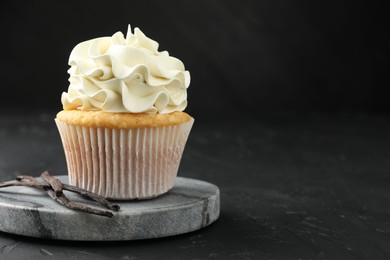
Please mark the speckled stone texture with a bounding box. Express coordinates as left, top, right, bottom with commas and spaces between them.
0, 176, 219, 241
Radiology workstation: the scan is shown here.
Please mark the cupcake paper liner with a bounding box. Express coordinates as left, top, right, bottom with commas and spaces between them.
55, 118, 194, 199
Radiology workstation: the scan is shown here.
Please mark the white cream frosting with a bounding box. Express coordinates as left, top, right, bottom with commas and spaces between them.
61, 25, 190, 114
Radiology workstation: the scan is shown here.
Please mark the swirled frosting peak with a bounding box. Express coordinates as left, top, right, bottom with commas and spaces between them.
61, 25, 190, 114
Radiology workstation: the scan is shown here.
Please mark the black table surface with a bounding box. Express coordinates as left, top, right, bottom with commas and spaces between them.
1, 110, 389, 259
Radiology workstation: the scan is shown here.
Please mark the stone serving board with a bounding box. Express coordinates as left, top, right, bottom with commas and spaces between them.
0, 176, 220, 241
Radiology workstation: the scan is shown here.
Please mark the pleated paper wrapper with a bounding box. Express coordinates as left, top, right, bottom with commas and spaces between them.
55, 118, 194, 200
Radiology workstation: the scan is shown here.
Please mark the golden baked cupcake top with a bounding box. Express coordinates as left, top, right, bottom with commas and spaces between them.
56, 110, 191, 129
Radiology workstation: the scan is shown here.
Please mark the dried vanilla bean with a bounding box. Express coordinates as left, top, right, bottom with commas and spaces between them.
63, 184, 120, 211
38, 171, 119, 212
0, 180, 44, 189
47, 189, 114, 217
16, 175, 40, 183
0, 171, 120, 217
41, 171, 63, 196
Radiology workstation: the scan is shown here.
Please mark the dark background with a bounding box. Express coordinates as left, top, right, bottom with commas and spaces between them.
0, 0, 388, 118
1, 1, 390, 258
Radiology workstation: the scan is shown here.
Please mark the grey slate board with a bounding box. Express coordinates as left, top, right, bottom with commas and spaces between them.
0, 176, 220, 241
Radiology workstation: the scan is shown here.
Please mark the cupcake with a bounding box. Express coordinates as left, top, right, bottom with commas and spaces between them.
55, 25, 193, 200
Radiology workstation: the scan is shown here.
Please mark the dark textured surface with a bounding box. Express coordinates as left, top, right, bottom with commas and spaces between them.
1, 111, 390, 259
